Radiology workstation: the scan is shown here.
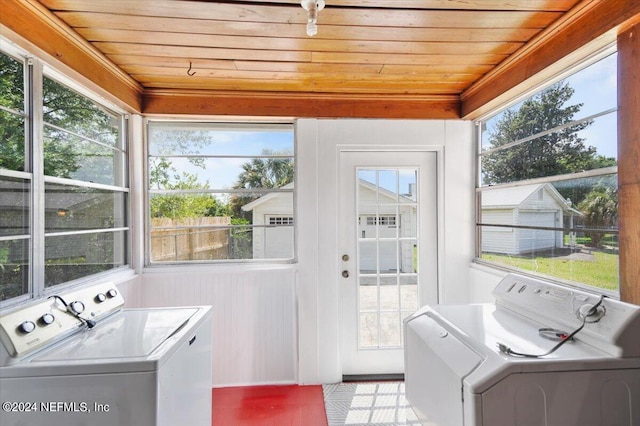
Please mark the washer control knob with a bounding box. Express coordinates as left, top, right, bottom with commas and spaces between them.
95, 293, 107, 303
69, 301, 85, 314
106, 289, 118, 298
40, 313, 55, 325
19, 320, 36, 334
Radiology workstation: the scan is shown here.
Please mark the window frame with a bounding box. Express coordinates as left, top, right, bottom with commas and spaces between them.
0, 41, 131, 307
144, 119, 296, 266
474, 47, 619, 295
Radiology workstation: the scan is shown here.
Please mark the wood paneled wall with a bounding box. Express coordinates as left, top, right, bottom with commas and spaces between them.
618, 22, 640, 305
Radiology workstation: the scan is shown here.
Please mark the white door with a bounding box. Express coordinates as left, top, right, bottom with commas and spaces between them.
339, 151, 438, 376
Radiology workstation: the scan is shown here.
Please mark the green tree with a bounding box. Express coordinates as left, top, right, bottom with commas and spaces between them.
1, 52, 117, 178
482, 82, 613, 188
578, 186, 618, 247
148, 129, 231, 219
230, 149, 294, 220
0, 52, 26, 172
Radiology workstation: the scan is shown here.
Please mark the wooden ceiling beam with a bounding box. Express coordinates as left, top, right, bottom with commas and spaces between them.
143, 90, 460, 119
461, 0, 640, 119
0, 0, 142, 112
136, 76, 469, 94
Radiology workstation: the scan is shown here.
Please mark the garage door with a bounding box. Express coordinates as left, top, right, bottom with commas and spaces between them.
518, 211, 556, 253
264, 216, 294, 259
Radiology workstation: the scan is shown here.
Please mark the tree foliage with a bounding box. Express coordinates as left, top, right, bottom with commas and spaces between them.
229, 150, 294, 220
234, 150, 295, 190
1, 52, 27, 172
482, 82, 615, 187
148, 129, 226, 219
578, 186, 618, 247
1, 52, 118, 179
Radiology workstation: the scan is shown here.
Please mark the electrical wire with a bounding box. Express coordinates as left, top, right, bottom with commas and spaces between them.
496, 294, 606, 358
48, 295, 96, 329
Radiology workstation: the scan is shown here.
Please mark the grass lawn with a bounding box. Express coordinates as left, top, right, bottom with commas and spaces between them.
482, 251, 618, 291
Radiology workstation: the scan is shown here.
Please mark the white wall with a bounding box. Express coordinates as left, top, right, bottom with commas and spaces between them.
138, 118, 477, 387
140, 266, 297, 387
296, 119, 476, 384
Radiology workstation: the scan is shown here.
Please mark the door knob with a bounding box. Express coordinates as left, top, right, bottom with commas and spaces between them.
342, 254, 349, 262
342, 270, 349, 278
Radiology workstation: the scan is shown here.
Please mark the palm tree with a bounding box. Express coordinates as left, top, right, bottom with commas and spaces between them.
578, 186, 618, 247
235, 150, 294, 190
230, 150, 294, 220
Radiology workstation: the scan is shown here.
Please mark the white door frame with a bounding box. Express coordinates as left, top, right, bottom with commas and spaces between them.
336, 146, 445, 377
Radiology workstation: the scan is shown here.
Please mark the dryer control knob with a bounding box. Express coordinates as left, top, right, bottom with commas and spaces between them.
19, 320, 36, 334
95, 293, 107, 303
40, 313, 55, 325
106, 289, 118, 298
70, 301, 85, 314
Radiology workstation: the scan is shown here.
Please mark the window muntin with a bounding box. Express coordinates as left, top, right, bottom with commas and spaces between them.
0, 45, 129, 303
477, 53, 618, 293
147, 122, 294, 263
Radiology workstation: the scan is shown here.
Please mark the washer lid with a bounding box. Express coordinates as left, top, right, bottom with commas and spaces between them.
428, 304, 609, 360
31, 308, 198, 362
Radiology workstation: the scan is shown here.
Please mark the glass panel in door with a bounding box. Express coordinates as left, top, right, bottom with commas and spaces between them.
357, 168, 418, 350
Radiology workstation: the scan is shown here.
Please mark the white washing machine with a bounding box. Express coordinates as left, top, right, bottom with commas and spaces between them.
0, 282, 212, 426
404, 273, 640, 426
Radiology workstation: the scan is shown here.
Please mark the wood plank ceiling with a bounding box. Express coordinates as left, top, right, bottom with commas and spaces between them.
31, 0, 590, 117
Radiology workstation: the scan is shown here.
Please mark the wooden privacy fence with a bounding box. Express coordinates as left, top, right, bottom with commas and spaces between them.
150, 217, 231, 261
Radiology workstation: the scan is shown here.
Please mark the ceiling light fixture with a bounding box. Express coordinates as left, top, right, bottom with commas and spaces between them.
301, 0, 325, 37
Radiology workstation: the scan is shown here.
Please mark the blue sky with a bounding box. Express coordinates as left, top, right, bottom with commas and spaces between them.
154, 53, 618, 192
482, 52, 618, 159
149, 127, 294, 190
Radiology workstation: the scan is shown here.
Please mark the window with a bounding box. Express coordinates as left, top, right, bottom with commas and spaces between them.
0, 45, 129, 303
269, 217, 294, 226
147, 122, 294, 263
365, 216, 397, 226
476, 52, 618, 293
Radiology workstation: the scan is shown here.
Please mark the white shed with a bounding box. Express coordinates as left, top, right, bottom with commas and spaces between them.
243, 180, 417, 270
241, 183, 295, 259
481, 183, 580, 255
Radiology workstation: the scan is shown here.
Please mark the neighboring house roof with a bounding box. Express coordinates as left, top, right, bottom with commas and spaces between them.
241, 182, 294, 212
481, 183, 582, 215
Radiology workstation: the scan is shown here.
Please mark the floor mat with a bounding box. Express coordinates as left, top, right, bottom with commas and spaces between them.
322, 382, 420, 426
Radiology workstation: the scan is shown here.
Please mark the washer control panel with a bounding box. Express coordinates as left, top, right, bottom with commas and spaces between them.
493, 274, 640, 357
0, 283, 124, 359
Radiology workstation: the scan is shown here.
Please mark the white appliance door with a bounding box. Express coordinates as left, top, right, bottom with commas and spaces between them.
404, 312, 483, 425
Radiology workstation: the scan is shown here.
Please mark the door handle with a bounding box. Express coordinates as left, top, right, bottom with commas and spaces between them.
342, 270, 349, 278
342, 254, 350, 262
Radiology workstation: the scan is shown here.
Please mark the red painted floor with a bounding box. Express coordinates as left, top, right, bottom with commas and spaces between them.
212, 385, 328, 426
